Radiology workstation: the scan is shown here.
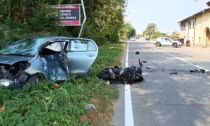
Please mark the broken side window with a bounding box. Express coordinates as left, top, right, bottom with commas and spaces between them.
40, 42, 62, 56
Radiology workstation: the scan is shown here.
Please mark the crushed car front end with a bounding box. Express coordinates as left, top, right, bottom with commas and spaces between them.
0, 56, 33, 88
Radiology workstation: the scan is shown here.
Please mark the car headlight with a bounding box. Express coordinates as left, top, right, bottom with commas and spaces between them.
0, 79, 14, 87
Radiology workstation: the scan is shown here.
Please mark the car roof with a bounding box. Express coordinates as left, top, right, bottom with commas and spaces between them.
157, 37, 172, 39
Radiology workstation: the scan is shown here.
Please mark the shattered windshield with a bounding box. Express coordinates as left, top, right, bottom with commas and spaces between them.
0, 38, 47, 56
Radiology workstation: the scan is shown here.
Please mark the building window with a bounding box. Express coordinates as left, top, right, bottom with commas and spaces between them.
188, 22, 191, 29
180, 22, 186, 31
192, 20, 195, 29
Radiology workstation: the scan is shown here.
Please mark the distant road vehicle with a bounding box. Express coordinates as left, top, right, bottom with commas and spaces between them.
130, 37, 136, 41
154, 37, 182, 48
145, 36, 150, 40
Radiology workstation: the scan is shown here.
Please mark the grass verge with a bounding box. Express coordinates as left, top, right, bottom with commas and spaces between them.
0, 41, 125, 126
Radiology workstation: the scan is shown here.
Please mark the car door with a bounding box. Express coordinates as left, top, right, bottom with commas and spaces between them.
66, 39, 98, 75
165, 38, 173, 46
159, 37, 167, 46
39, 41, 69, 81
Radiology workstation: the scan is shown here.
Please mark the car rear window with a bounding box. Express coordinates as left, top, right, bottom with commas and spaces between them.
67, 40, 97, 52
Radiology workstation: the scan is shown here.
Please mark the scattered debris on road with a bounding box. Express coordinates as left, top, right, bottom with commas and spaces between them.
189, 69, 200, 73
170, 72, 178, 75
189, 69, 206, 74
207, 71, 210, 75
200, 69, 206, 73
135, 51, 139, 54
146, 67, 151, 69
144, 66, 209, 76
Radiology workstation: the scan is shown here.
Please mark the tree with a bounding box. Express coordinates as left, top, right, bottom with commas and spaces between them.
83, 0, 126, 44
152, 31, 164, 39
143, 23, 157, 39
119, 22, 136, 40
0, 0, 127, 46
169, 32, 179, 40
143, 23, 166, 39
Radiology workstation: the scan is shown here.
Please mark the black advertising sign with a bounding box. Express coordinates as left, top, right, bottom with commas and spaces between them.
52, 5, 81, 26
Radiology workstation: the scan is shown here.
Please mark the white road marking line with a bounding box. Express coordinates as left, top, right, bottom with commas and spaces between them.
154, 48, 209, 72
125, 42, 134, 126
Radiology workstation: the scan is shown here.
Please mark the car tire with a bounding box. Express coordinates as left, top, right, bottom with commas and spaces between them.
156, 42, 161, 47
18, 73, 29, 86
172, 43, 178, 48
28, 74, 44, 84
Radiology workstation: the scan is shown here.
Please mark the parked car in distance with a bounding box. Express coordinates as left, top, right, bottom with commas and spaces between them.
145, 36, 150, 41
130, 37, 136, 41
0, 36, 98, 88
154, 37, 182, 47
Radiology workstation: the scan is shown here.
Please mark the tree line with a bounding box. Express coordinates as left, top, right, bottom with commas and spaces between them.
142, 23, 179, 40
0, 0, 135, 47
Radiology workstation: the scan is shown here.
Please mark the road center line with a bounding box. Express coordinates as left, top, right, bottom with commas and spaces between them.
125, 42, 134, 126
154, 48, 209, 72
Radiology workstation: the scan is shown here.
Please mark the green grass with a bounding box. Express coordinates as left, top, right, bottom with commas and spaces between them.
0, 42, 124, 126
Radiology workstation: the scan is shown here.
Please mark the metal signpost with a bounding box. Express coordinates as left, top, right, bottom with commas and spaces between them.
78, 0, 86, 38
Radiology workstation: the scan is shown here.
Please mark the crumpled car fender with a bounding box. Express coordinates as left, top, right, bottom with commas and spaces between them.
24, 57, 48, 79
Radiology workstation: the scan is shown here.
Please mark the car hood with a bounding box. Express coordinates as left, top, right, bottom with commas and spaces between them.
0, 55, 33, 65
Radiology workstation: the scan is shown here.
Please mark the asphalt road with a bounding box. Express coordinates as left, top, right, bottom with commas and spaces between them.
114, 40, 210, 126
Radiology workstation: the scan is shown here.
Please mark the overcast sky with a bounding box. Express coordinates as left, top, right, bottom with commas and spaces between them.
124, 0, 210, 34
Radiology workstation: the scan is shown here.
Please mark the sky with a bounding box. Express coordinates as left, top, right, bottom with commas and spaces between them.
124, 0, 210, 34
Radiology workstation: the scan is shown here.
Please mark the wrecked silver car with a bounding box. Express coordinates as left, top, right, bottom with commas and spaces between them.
0, 36, 98, 88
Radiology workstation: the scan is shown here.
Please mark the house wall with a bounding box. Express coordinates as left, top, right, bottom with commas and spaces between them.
179, 22, 186, 39
179, 20, 194, 45
179, 10, 210, 47
179, 30, 185, 39
188, 20, 195, 45
194, 12, 210, 47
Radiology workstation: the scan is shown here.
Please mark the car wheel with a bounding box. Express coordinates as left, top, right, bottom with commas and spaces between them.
28, 74, 44, 84
156, 42, 161, 47
18, 73, 29, 86
172, 43, 178, 48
